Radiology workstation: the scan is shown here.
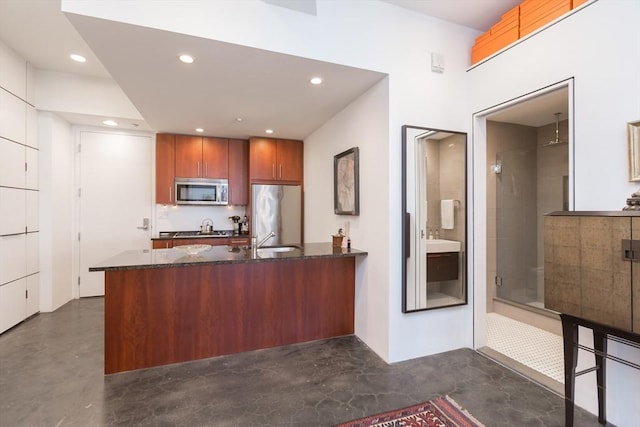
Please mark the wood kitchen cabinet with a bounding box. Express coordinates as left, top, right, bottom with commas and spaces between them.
249, 137, 303, 184
156, 134, 175, 204
175, 135, 229, 179
228, 139, 248, 205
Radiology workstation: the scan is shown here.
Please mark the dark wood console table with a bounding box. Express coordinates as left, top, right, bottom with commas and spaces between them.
560, 313, 640, 426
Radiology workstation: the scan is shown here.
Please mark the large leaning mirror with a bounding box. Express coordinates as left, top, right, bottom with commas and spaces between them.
402, 125, 467, 312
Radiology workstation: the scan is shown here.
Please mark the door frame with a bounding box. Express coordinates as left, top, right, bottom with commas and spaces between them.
72, 126, 154, 299
471, 78, 575, 350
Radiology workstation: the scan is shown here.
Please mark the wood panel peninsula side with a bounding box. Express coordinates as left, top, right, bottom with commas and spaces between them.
90, 243, 367, 374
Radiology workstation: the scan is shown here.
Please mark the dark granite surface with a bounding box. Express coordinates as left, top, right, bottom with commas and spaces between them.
90, 242, 367, 272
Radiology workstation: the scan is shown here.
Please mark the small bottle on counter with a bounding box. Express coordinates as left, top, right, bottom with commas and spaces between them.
241, 216, 249, 235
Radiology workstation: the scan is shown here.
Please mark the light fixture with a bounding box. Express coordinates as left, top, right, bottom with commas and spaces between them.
265, 129, 274, 134
102, 119, 118, 127
179, 54, 194, 64
310, 76, 323, 85
70, 54, 86, 63
195, 128, 204, 133
235, 117, 243, 122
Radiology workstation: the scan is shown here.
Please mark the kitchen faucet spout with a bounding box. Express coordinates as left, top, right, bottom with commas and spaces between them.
257, 231, 276, 248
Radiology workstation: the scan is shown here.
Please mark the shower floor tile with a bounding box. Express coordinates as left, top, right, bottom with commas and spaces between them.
486, 312, 564, 383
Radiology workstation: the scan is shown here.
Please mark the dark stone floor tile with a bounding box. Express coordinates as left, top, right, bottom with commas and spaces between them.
0, 298, 606, 426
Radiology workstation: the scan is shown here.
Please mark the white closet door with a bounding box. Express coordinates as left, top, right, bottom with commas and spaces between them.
0, 138, 24, 188
78, 131, 152, 297
0, 233, 26, 285
26, 146, 38, 190
0, 278, 26, 333
0, 187, 26, 235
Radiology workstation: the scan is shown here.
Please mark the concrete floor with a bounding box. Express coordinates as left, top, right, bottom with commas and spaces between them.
0, 298, 604, 426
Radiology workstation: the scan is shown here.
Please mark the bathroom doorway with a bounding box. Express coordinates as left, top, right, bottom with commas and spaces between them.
480, 82, 573, 391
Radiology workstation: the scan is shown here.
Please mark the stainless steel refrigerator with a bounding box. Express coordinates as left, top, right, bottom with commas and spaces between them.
251, 184, 302, 246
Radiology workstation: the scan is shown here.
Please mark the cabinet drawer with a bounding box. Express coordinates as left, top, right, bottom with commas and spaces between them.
427, 252, 459, 282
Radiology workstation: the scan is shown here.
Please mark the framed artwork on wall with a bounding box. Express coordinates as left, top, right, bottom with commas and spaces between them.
334, 147, 360, 215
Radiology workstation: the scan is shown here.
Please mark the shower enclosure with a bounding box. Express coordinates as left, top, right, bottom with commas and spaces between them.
493, 120, 569, 309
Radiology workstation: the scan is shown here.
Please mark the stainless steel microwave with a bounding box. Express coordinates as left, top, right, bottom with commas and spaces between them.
175, 178, 228, 205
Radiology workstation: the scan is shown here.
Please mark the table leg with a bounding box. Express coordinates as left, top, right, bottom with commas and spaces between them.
593, 330, 607, 424
561, 315, 579, 427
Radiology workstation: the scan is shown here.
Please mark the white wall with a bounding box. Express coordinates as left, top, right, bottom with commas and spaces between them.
468, 1, 640, 424
38, 112, 74, 312
305, 78, 390, 357
63, 0, 479, 364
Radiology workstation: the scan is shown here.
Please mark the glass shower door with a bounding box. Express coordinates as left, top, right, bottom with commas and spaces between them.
495, 148, 540, 306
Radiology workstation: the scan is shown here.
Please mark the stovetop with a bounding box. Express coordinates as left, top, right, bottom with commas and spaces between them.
159, 230, 232, 239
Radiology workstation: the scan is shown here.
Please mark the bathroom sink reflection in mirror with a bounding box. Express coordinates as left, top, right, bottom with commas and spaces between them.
426, 239, 461, 253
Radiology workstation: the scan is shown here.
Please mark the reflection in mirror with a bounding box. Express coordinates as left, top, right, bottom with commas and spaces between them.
628, 120, 640, 181
402, 126, 467, 312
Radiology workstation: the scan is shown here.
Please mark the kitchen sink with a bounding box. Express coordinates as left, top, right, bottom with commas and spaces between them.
257, 245, 301, 256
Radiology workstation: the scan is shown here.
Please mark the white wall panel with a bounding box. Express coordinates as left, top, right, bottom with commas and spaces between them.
26, 232, 39, 275
0, 88, 26, 144
0, 233, 26, 285
26, 190, 38, 232
0, 41, 26, 100
0, 278, 26, 333
0, 138, 25, 188
26, 147, 38, 190
25, 63, 35, 106
0, 187, 26, 235
26, 104, 37, 148
26, 273, 39, 317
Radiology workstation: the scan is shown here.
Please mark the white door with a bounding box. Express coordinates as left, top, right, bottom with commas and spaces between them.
79, 131, 152, 297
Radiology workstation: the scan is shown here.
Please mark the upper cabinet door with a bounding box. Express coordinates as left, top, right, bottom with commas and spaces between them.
249, 137, 277, 181
228, 139, 248, 205
175, 135, 202, 178
276, 139, 303, 183
202, 137, 229, 179
156, 134, 175, 204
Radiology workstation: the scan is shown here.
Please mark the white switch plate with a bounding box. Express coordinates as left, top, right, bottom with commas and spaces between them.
431, 52, 445, 73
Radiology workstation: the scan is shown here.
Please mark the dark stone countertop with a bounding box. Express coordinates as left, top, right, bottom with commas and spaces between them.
89, 242, 367, 272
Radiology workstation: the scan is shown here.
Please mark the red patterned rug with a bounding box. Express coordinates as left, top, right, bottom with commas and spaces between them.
335, 395, 484, 427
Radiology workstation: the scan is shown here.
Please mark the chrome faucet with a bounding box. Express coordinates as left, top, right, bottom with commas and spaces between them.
257, 231, 276, 248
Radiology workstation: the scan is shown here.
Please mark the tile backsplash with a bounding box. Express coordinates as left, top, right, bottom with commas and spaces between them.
153, 204, 247, 235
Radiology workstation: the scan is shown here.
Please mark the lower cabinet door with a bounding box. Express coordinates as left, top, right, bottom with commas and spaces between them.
0, 278, 27, 334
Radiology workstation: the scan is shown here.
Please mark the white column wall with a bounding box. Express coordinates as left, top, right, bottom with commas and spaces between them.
38, 112, 74, 312
468, 1, 640, 424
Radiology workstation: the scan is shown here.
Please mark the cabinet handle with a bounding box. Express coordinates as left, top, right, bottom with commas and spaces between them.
272, 164, 276, 179
198, 161, 201, 177
205, 162, 208, 177
279, 164, 282, 179
169, 186, 172, 203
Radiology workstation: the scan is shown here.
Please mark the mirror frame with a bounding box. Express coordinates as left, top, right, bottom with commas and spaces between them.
401, 125, 468, 313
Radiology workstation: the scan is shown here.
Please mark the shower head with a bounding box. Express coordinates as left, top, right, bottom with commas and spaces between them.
543, 112, 567, 147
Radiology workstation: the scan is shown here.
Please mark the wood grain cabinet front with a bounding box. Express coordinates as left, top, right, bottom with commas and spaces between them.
175, 135, 229, 179
155, 134, 175, 204
249, 137, 303, 184
228, 139, 248, 205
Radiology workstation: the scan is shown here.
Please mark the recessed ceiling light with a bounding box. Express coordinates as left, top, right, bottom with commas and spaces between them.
102, 120, 118, 127
265, 129, 274, 134
70, 54, 86, 63
179, 54, 194, 64
235, 117, 243, 122
195, 128, 204, 133
310, 77, 323, 85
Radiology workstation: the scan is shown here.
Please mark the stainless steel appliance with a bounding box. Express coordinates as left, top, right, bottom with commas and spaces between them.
251, 184, 302, 246
175, 178, 228, 205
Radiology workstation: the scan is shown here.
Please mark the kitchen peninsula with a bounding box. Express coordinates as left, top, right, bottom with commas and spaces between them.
90, 243, 366, 374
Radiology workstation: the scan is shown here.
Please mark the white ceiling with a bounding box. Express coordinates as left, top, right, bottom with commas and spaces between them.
0, 0, 566, 137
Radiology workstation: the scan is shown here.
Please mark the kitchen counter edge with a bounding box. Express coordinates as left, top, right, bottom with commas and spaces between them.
90, 242, 367, 272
